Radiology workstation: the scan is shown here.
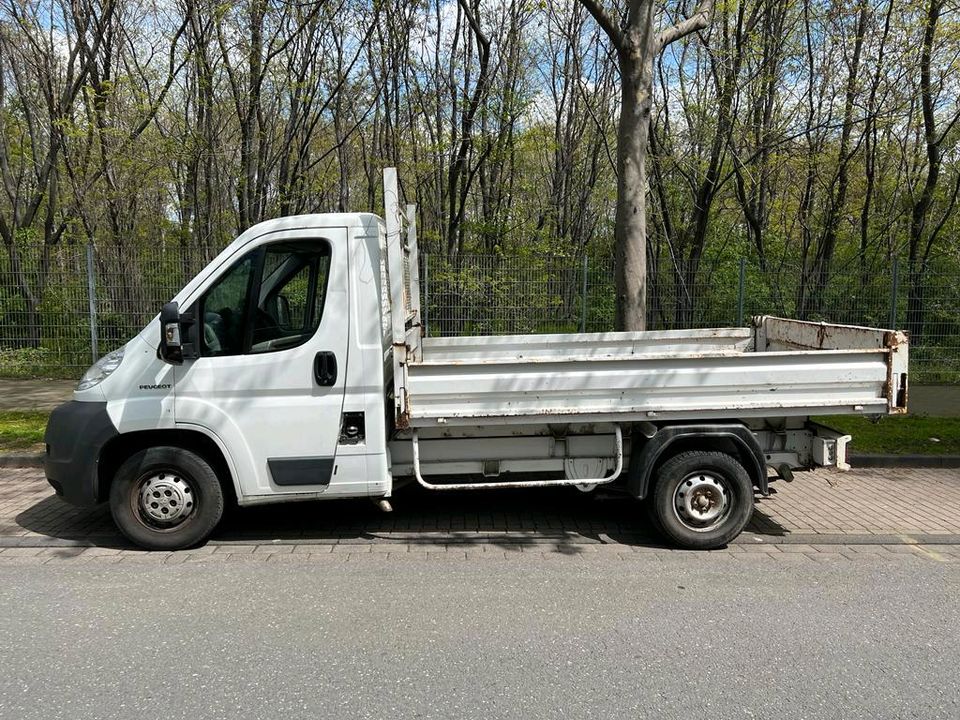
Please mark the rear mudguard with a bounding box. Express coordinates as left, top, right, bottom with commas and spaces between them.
627, 423, 768, 499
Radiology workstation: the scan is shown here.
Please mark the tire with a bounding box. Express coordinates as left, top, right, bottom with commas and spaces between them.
650, 450, 754, 550
643, 496, 665, 538
109, 446, 225, 550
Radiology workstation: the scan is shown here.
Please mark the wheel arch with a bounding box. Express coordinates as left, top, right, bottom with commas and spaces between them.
97, 428, 238, 506
627, 422, 768, 499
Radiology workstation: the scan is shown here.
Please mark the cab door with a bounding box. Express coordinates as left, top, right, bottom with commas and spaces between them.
174, 229, 359, 498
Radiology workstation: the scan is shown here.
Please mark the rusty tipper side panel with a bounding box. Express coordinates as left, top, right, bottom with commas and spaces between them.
754, 316, 909, 415
395, 318, 909, 428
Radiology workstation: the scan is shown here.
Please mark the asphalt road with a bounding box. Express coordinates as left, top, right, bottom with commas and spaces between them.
1, 553, 958, 720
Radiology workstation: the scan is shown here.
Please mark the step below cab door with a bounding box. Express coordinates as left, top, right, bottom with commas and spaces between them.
174, 228, 360, 499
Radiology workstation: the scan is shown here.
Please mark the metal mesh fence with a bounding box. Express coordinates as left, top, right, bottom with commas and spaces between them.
0, 243, 216, 378
422, 254, 596, 336
0, 244, 957, 384
421, 254, 960, 384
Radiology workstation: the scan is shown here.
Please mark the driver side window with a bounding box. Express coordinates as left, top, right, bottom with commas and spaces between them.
200, 254, 255, 356
199, 240, 331, 357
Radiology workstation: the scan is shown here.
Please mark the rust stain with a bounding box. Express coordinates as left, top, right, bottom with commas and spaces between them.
395, 387, 414, 429
883, 346, 895, 403
816, 322, 827, 349
881, 330, 909, 412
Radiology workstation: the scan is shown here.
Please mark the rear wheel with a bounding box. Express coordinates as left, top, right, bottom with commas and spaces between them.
650, 450, 754, 550
109, 446, 224, 550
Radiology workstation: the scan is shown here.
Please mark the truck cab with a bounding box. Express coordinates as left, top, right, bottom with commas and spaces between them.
46, 212, 395, 545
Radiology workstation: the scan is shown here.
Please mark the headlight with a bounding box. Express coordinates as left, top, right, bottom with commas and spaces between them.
77, 346, 126, 391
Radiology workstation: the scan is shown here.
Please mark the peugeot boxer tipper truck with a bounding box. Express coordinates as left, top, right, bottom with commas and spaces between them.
44, 169, 909, 550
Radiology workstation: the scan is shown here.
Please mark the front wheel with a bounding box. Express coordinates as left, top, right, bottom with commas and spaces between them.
650, 450, 754, 550
109, 446, 225, 550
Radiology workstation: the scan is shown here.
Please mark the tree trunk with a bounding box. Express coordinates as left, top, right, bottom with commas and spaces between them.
906, 266, 925, 342
614, 39, 654, 331
581, 0, 713, 331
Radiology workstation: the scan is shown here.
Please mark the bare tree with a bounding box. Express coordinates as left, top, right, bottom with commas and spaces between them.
537, 3, 617, 256
729, 0, 793, 271
904, 0, 960, 340
0, 0, 113, 345
444, 0, 492, 257
653, 0, 761, 326
215, 0, 326, 228
577, 0, 715, 330
799, 0, 870, 318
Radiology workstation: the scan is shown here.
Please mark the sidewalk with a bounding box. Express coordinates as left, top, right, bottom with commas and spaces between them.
0, 379, 76, 411
2, 466, 958, 550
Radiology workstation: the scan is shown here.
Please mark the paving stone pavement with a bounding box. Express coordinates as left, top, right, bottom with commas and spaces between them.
1, 466, 959, 565
0, 379, 76, 411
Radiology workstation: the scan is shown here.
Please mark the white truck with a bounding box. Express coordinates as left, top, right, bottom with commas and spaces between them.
44, 169, 909, 551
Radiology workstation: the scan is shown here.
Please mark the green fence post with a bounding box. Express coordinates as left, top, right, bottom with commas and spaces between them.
889, 258, 899, 329
736, 257, 746, 326
580, 254, 588, 333
423, 252, 429, 338
86, 243, 99, 362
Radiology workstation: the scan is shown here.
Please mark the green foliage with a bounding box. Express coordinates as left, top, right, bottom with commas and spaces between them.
0, 411, 48, 451
0, 348, 57, 379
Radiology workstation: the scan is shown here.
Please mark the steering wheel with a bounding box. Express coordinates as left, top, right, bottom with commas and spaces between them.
203, 321, 222, 353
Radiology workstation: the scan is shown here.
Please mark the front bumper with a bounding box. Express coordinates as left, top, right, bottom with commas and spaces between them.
44, 401, 118, 507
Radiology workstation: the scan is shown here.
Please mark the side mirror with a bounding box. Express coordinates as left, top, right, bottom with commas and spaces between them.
159, 301, 183, 364
159, 302, 197, 365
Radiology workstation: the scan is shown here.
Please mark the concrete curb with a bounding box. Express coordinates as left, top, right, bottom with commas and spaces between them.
2, 532, 959, 549
0, 454, 43, 468
851, 454, 960, 468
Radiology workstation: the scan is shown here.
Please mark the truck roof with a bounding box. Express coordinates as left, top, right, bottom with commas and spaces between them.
242, 212, 384, 237
167, 212, 385, 312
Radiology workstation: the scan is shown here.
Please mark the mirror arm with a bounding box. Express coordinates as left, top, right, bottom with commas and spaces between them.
179, 310, 198, 360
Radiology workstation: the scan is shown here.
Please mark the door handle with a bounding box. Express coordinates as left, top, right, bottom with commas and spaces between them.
314, 351, 338, 386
